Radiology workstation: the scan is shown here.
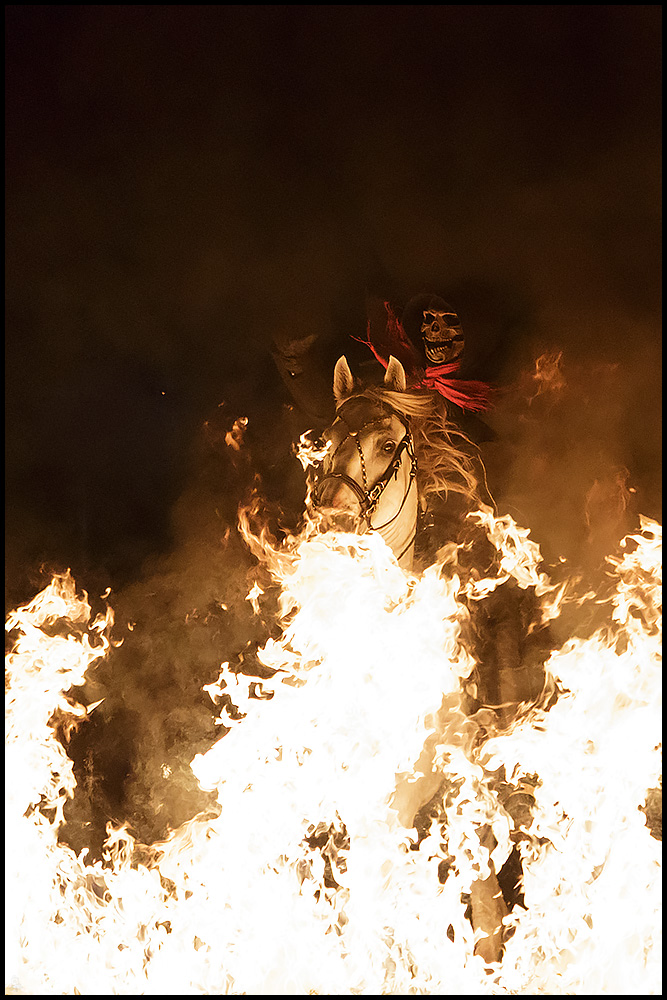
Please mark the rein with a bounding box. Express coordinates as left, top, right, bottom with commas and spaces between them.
312, 394, 418, 562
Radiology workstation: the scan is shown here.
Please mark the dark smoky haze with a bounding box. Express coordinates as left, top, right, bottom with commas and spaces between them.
5, 6, 661, 849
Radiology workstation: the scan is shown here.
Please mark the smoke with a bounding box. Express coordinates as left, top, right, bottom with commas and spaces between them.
5, 7, 661, 850
56, 401, 290, 853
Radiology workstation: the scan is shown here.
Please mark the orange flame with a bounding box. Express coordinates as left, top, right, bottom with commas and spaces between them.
5, 513, 661, 993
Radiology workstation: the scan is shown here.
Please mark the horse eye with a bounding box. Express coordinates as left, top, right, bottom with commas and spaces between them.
382, 441, 396, 453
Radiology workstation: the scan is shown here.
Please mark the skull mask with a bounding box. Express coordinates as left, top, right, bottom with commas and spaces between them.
420, 309, 465, 366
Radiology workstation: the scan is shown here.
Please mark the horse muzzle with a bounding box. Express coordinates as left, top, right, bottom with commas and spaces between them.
309, 472, 372, 532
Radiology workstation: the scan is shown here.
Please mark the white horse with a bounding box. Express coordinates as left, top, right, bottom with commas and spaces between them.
310, 355, 482, 571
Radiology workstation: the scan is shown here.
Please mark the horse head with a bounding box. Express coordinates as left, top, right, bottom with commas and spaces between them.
309, 355, 420, 569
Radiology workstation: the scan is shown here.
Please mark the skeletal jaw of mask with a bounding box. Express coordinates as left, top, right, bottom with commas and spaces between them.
420, 310, 464, 365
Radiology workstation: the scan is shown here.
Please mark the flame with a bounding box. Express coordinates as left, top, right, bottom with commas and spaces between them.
295, 430, 332, 471
294, 430, 333, 512
526, 350, 567, 406
224, 416, 248, 452
5, 512, 661, 993
482, 516, 662, 993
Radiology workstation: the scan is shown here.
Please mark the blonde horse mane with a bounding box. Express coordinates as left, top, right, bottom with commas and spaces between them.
351, 384, 488, 509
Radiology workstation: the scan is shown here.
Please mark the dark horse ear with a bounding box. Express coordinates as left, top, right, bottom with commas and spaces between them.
384, 356, 407, 392
333, 355, 355, 404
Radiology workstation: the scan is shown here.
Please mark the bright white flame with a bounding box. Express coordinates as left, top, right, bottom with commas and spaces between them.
5, 515, 662, 994
481, 517, 662, 994
295, 430, 332, 472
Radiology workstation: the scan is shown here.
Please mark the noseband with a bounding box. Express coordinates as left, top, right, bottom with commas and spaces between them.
311, 395, 418, 557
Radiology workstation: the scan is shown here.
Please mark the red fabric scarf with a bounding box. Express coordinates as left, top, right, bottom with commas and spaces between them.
420, 362, 493, 413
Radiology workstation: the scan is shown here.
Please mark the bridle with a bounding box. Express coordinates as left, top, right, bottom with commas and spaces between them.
311, 394, 418, 561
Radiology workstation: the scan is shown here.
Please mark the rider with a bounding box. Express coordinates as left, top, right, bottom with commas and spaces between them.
269, 290, 500, 556
359, 292, 497, 444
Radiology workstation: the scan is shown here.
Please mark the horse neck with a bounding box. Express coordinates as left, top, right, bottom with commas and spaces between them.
370, 470, 419, 571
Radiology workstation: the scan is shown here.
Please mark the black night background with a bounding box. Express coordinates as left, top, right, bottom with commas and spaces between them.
5, 6, 662, 849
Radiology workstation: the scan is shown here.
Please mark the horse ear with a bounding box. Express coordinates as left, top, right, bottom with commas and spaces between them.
333, 355, 355, 403
384, 355, 407, 392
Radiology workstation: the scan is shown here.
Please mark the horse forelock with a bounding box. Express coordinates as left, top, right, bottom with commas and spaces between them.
348, 386, 434, 421
335, 393, 397, 431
